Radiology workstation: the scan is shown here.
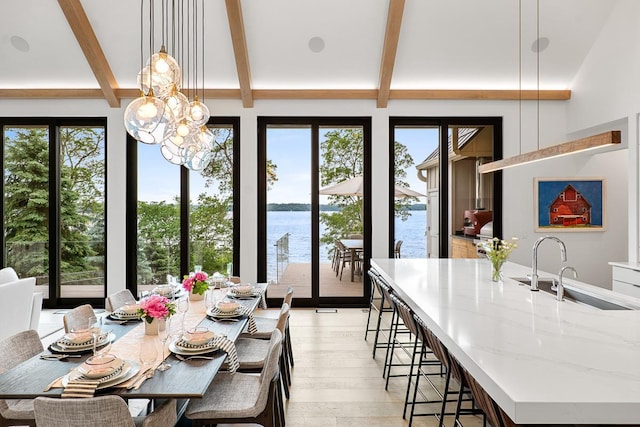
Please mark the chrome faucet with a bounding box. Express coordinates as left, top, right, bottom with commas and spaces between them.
557, 266, 577, 301
530, 236, 567, 291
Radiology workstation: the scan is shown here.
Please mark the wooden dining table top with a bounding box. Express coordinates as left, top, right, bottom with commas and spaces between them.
0, 283, 267, 400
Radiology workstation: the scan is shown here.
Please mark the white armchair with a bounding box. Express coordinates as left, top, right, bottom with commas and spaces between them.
0, 267, 43, 334
0, 277, 37, 341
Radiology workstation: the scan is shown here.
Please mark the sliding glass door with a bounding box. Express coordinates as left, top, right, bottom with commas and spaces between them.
258, 117, 371, 307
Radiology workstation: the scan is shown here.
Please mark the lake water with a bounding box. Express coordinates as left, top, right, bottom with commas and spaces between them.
267, 210, 427, 279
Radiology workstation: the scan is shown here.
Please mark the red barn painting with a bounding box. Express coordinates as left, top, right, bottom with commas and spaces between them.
549, 184, 591, 226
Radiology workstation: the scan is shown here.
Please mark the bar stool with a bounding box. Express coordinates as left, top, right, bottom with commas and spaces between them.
412, 315, 478, 427
366, 271, 395, 359
364, 269, 384, 340
390, 294, 442, 422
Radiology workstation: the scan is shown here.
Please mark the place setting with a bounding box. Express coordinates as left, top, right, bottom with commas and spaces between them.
48, 327, 115, 355
206, 299, 258, 335
60, 353, 140, 398
107, 302, 143, 323
168, 326, 239, 373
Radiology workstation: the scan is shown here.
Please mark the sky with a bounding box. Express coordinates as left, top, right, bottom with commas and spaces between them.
137, 126, 439, 204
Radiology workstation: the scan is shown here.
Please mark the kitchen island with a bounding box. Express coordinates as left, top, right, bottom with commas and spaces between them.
371, 258, 640, 425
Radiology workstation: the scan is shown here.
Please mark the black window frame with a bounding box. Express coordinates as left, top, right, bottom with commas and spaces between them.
388, 117, 503, 257
0, 117, 108, 309
126, 117, 241, 296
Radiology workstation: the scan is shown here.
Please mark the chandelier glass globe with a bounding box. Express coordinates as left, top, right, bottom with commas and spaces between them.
124, 94, 176, 145
186, 97, 210, 126
164, 86, 189, 122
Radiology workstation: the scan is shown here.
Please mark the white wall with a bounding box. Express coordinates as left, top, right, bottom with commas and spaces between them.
4, 0, 640, 296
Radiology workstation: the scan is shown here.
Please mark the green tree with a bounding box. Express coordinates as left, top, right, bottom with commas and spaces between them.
137, 200, 181, 284
4, 127, 94, 277
319, 128, 415, 253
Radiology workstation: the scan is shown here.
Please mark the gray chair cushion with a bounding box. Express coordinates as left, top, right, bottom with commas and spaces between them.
186, 329, 282, 422
0, 330, 43, 423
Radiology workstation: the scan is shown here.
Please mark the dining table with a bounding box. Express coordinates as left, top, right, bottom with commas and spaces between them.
340, 238, 363, 282
0, 283, 268, 405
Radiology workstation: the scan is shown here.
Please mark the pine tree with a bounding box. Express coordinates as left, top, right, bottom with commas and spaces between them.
4, 127, 94, 278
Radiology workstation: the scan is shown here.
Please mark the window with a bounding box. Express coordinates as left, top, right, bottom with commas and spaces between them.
127, 118, 239, 295
2, 118, 106, 307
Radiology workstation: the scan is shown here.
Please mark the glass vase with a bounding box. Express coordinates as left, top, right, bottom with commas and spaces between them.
491, 261, 505, 282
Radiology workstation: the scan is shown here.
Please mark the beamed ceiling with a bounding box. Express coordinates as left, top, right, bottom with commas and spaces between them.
0, 0, 619, 108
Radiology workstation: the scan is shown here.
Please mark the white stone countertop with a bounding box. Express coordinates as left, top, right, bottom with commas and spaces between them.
371, 258, 640, 425
609, 261, 640, 271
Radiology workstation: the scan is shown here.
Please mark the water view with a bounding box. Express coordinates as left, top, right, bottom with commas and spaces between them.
267, 209, 427, 280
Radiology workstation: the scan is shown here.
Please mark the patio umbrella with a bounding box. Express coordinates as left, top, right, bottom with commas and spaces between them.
319, 176, 425, 198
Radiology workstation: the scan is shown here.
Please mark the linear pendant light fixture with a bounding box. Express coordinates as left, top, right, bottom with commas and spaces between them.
478, 130, 621, 173
479, 0, 621, 174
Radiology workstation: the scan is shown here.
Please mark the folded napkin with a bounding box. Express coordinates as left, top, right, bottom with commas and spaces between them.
213, 336, 239, 374
61, 379, 100, 398
237, 306, 257, 335
255, 288, 268, 309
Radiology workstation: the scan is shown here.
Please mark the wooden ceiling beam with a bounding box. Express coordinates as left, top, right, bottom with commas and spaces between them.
225, 0, 253, 108
377, 0, 406, 108
0, 88, 571, 101
57, 0, 120, 108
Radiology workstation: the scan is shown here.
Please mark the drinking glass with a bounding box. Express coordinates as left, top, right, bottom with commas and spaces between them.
88, 315, 101, 356
157, 317, 173, 371
176, 296, 189, 334
205, 289, 220, 312
226, 262, 233, 283
139, 341, 158, 368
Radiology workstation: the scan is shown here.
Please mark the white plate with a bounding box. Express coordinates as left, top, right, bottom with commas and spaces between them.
63, 360, 139, 390
227, 291, 259, 300
50, 332, 115, 353
169, 340, 220, 356
206, 307, 243, 318
109, 312, 141, 321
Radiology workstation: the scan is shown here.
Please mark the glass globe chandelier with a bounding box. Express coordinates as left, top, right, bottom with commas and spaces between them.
124, 0, 213, 171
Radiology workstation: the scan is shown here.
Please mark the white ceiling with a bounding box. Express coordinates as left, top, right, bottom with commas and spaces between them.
0, 0, 618, 97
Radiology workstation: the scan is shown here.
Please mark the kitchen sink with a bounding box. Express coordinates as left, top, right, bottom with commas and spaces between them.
510, 277, 632, 310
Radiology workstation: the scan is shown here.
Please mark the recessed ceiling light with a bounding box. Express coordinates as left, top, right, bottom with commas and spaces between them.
531, 37, 550, 53
308, 36, 325, 53
10, 35, 30, 53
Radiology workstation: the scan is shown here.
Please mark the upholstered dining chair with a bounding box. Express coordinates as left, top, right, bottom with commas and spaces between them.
0, 330, 43, 427
105, 289, 137, 313
250, 286, 295, 370
33, 395, 176, 427
62, 303, 96, 333
185, 329, 283, 427
241, 301, 292, 398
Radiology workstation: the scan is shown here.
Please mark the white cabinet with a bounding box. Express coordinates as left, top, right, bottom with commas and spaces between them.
610, 262, 640, 299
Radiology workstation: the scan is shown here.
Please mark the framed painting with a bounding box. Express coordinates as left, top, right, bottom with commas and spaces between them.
534, 178, 605, 232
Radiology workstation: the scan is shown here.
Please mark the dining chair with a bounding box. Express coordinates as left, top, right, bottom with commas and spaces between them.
33, 395, 176, 427
241, 302, 292, 398
247, 287, 295, 369
334, 240, 353, 280
0, 330, 43, 427
105, 289, 137, 313
394, 240, 404, 258
62, 303, 96, 333
185, 329, 284, 427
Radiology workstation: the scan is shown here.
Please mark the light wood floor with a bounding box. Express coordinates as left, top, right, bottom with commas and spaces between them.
216, 307, 484, 427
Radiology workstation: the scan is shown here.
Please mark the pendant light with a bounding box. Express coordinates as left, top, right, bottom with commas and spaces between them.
479, 0, 620, 174
125, 0, 214, 171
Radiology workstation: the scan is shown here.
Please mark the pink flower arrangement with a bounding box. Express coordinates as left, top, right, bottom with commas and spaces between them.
138, 294, 176, 324
182, 271, 209, 295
